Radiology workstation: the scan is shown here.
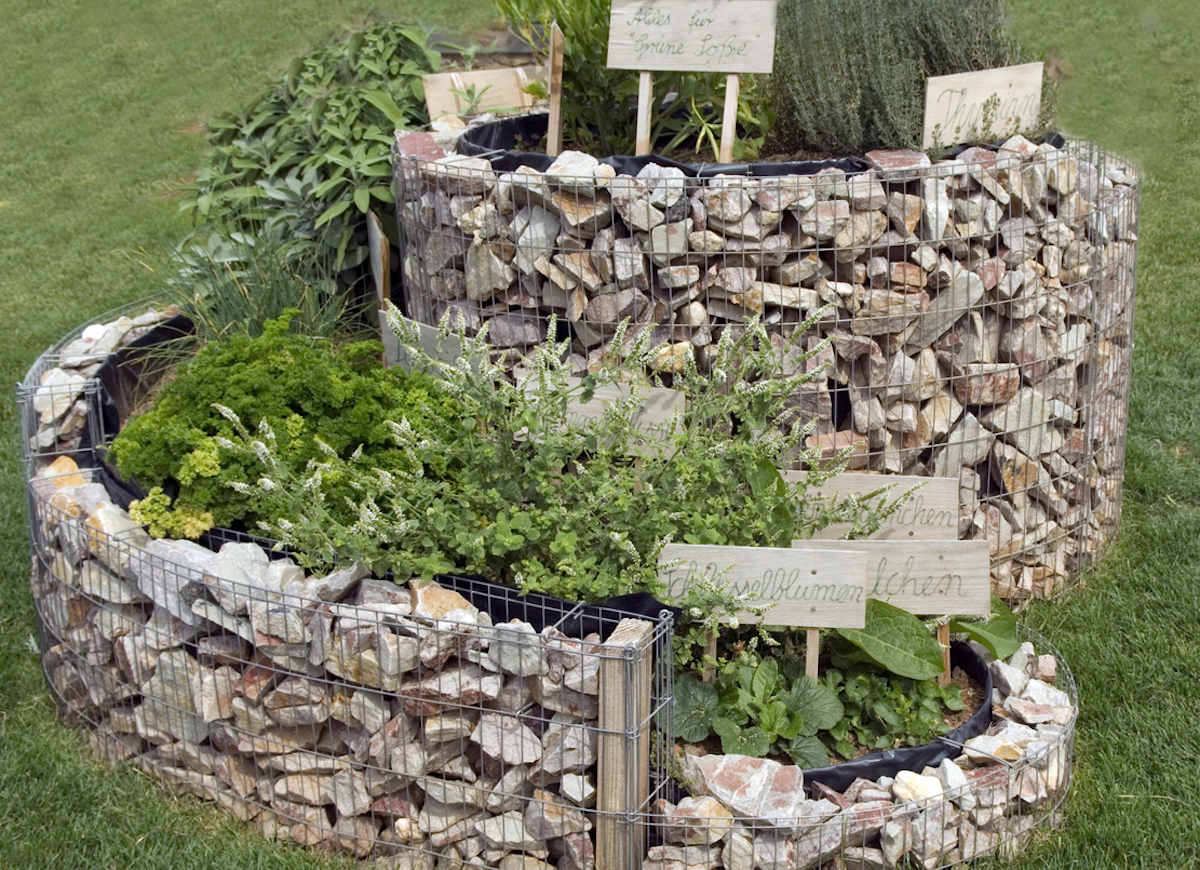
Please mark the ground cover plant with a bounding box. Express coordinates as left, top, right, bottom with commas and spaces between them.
3, 0, 1200, 868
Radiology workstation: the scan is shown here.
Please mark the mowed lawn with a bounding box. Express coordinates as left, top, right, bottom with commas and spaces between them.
1, 0, 1198, 868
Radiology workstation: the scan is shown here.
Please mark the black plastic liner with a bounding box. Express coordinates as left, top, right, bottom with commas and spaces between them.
456, 113, 871, 179
800, 640, 994, 795
76, 313, 193, 511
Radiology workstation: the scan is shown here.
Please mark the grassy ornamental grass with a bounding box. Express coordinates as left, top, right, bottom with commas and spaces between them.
2, 0, 1199, 867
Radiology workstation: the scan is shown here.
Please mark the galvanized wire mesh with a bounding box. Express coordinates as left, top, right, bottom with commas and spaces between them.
27, 474, 674, 867
20, 280, 1078, 870
395, 137, 1140, 603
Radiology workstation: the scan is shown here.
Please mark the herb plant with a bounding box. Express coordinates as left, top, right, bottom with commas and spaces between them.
109, 312, 461, 535
181, 20, 442, 275
216, 307, 895, 607
494, 0, 770, 158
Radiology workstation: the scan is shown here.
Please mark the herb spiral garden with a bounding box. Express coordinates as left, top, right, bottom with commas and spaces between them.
17, 3, 1137, 869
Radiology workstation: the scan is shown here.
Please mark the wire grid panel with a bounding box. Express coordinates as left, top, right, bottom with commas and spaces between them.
25, 471, 674, 868
640, 626, 1076, 869
394, 137, 1141, 603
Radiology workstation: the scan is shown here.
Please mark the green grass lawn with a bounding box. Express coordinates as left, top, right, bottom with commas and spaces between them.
2, 0, 1199, 867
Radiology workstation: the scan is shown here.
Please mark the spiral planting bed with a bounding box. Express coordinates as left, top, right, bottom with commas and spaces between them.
19, 306, 1079, 868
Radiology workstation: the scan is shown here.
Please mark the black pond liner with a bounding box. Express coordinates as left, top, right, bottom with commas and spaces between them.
799, 640, 994, 795
456, 112, 872, 179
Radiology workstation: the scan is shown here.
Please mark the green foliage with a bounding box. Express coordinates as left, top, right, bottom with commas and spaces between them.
950, 595, 1021, 659
494, 0, 770, 158
219, 306, 894, 601
107, 312, 461, 536
181, 20, 442, 273
821, 664, 964, 759
165, 226, 358, 345
675, 651, 843, 766
833, 599, 948, 680
766, 0, 1025, 155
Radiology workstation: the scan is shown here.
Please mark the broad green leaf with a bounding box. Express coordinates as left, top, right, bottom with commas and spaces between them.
713, 718, 771, 757
673, 675, 719, 743
354, 186, 370, 213
949, 595, 1020, 660
784, 734, 830, 768
751, 657, 779, 702
362, 89, 408, 126
757, 699, 795, 740
779, 675, 844, 735
314, 198, 352, 228
837, 599, 945, 680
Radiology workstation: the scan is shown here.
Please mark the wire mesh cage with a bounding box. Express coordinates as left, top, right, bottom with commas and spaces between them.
26, 470, 675, 868
640, 624, 1076, 870
20, 284, 1078, 870
394, 134, 1141, 604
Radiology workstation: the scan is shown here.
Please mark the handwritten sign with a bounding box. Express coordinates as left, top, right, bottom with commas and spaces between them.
658, 543, 867, 627
383, 312, 464, 372
782, 471, 959, 542
607, 0, 777, 74
923, 62, 1044, 149
561, 378, 684, 441
790, 539, 991, 617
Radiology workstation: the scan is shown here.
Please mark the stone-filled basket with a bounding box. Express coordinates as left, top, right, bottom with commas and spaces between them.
393, 127, 1140, 605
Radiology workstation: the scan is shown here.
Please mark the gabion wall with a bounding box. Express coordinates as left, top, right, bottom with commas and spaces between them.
395, 132, 1140, 603
21, 308, 1079, 869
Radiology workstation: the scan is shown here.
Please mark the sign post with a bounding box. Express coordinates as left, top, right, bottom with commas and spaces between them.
606, 0, 777, 158
658, 542, 867, 679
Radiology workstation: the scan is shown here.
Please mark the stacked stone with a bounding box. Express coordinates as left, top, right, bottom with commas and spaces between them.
394, 134, 1140, 603
24, 306, 181, 455
30, 458, 633, 869
650, 641, 1073, 870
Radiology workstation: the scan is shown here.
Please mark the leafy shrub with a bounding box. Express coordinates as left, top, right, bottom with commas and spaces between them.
110, 312, 461, 536
166, 226, 357, 345
219, 307, 897, 606
181, 21, 442, 275
766, 0, 1025, 155
494, 0, 770, 158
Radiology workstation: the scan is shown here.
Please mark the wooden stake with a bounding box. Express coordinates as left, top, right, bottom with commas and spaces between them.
366, 211, 392, 366
546, 23, 565, 156
702, 629, 717, 683
719, 72, 740, 163
806, 626, 820, 680
597, 618, 654, 870
937, 622, 951, 688
635, 70, 654, 155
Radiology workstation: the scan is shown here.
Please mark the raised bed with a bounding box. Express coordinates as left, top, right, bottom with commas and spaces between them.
393, 127, 1141, 604
20, 306, 1078, 869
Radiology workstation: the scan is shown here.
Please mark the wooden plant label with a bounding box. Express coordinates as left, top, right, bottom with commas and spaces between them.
607, 0, 778, 74
782, 471, 959, 542
383, 312, 463, 372
559, 377, 684, 443
922, 62, 1044, 149
791, 539, 992, 617
658, 543, 868, 627
422, 66, 546, 120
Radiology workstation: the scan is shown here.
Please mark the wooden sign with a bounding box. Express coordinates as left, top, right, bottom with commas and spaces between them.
791, 539, 991, 617
658, 543, 868, 628
923, 62, 1044, 149
559, 378, 684, 442
607, 0, 777, 73
383, 311, 464, 372
782, 471, 959, 542
422, 66, 546, 120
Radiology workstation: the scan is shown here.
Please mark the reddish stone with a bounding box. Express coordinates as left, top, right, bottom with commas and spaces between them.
393, 130, 448, 162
